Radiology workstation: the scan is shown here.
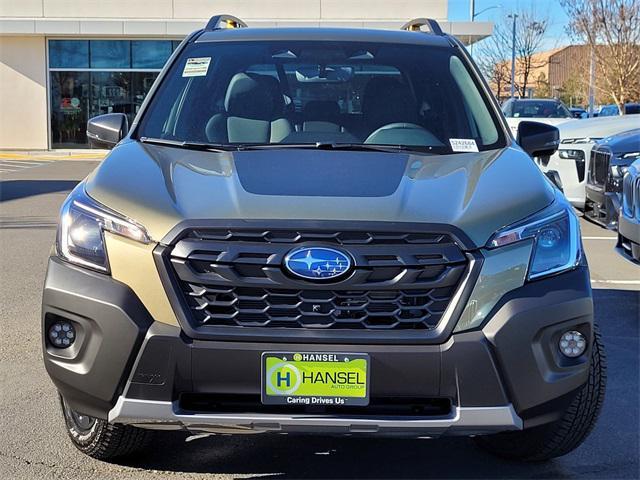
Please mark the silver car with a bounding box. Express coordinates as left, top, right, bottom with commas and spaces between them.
618, 159, 640, 262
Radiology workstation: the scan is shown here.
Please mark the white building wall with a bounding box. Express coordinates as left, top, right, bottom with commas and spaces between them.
0, 36, 48, 149
1, 0, 447, 21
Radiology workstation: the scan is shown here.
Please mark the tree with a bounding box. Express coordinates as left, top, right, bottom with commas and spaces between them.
512, 10, 549, 97
476, 27, 512, 100
559, 74, 588, 107
476, 7, 550, 99
561, 0, 640, 112
535, 72, 551, 98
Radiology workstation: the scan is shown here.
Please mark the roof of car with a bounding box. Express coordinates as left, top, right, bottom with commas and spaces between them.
511, 98, 561, 103
194, 27, 453, 47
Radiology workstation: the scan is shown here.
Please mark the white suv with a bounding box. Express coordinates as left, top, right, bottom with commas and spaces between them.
536, 115, 640, 208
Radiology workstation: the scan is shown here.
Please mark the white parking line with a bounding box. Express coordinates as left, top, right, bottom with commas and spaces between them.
0, 160, 49, 166
0, 160, 53, 173
583, 236, 616, 240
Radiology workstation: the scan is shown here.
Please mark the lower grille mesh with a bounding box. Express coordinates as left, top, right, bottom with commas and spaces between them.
183, 284, 457, 330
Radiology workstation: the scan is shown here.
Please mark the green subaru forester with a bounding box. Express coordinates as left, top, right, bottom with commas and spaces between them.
43, 15, 605, 462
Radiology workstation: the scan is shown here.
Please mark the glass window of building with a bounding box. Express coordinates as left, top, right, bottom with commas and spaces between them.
48, 39, 179, 148
90, 40, 131, 69
132, 41, 173, 69
49, 40, 89, 69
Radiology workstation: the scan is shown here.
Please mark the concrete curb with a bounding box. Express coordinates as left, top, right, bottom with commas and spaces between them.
0, 150, 106, 161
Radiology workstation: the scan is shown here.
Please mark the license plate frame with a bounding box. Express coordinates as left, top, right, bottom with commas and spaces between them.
261, 352, 370, 406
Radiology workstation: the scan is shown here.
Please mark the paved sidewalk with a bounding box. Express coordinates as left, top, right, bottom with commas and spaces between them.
0, 150, 107, 161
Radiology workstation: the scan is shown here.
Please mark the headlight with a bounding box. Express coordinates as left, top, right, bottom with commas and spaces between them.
57, 186, 151, 273
487, 201, 581, 280
559, 149, 584, 161
612, 164, 629, 178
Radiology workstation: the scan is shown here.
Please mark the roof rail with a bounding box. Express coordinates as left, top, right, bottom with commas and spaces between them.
400, 18, 444, 36
204, 14, 248, 31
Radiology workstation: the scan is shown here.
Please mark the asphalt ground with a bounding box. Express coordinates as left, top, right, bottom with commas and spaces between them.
0, 158, 638, 479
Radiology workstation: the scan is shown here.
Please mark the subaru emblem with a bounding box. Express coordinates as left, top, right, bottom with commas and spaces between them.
284, 247, 352, 280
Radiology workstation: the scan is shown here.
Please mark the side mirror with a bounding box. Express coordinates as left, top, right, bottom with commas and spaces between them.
516, 121, 560, 158
544, 170, 564, 192
86, 113, 128, 149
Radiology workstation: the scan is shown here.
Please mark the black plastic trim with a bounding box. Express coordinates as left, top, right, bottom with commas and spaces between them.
159, 219, 478, 250
42, 257, 153, 419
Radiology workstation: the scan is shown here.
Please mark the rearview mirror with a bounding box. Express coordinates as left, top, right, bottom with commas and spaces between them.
295, 65, 354, 83
516, 121, 559, 158
86, 113, 128, 149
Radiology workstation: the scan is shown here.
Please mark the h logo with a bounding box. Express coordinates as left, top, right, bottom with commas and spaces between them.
276, 370, 291, 388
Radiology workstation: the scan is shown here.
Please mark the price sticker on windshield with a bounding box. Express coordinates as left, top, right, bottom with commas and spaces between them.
182, 57, 211, 77
449, 138, 479, 152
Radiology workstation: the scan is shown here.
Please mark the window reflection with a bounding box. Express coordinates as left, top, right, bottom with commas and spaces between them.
50, 72, 89, 147
90, 40, 130, 69
48, 39, 176, 147
132, 41, 172, 69
49, 40, 89, 69
50, 72, 159, 148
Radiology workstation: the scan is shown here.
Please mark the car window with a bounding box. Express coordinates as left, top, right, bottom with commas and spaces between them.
137, 40, 506, 153
599, 105, 619, 116
502, 100, 513, 117
510, 100, 571, 119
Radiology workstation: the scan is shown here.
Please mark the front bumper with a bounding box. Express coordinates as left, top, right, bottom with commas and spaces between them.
109, 396, 521, 436
585, 184, 620, 229
537, 145, 593, 209
42, 257, 594, 436
617, 211, 640, 262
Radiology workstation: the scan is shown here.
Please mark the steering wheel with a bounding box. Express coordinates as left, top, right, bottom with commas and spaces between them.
364, 123, 443, 146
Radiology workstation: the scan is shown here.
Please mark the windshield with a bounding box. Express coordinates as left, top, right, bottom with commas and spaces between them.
136, 40, 506, 153
507, 100, 572, 119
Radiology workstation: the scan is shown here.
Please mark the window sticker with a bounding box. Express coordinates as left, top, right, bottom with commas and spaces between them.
449, 138, 479, 152
182, 57, 211, 77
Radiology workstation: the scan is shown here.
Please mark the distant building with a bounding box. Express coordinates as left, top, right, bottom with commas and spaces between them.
547, 45, 595, 105
493, 48, 563, 102
493, 45, 608, 107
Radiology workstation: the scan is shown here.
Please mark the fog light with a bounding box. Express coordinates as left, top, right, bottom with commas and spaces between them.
559, 330, 586, 358
48, 321, 76, 349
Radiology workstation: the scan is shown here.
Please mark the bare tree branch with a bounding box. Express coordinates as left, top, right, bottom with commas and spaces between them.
474, 7, 550, 100
560, 0, 640, 113
513, 10, 549, 97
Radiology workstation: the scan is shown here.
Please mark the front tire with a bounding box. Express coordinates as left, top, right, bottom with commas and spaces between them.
475, 325, 606, 462
59, 395, 154, 461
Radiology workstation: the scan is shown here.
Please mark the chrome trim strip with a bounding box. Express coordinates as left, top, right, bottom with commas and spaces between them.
108, 396, 522, 436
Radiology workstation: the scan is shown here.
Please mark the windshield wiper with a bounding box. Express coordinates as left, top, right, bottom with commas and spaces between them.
241, 143, 438, 155
139, 138, 440, 156
139, 137, 240, 152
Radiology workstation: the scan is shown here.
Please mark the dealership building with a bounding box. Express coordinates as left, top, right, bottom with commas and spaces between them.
0, 0, 491, 150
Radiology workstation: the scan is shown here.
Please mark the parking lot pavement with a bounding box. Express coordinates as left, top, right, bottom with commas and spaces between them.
1, 158, 638, 479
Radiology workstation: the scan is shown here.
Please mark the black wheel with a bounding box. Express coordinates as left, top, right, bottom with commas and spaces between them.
475, 324, 606, 462
59, 395, 154, 461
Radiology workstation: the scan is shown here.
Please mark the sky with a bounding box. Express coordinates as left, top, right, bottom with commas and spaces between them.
448, 0, 571, 51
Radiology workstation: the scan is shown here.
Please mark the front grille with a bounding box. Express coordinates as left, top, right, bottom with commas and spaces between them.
589, 148, 611, 186
166, 227, 469, 333
623, 173, 640, 219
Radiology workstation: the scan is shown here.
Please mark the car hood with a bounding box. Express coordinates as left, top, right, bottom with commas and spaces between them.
85, 141, 555, 248
557, 114, 640, 140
